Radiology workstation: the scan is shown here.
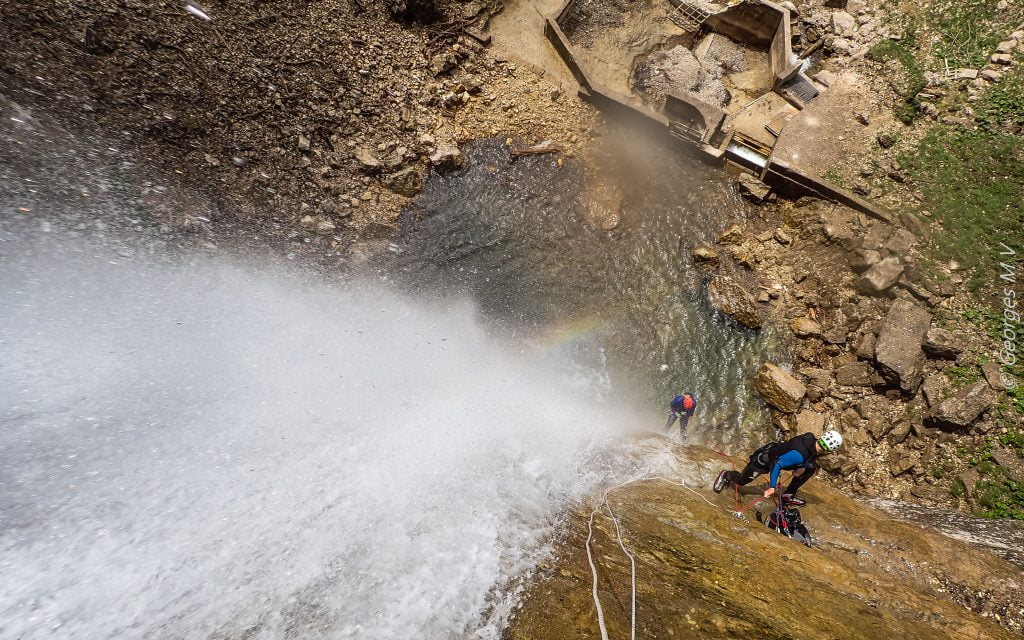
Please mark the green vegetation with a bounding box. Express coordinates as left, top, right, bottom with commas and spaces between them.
867, 28, 925, 124
927, 0, 1021, 68
1001, 430, 1024, 452
950, 476, 966, 498
960, 432, 1024, 519
898, 127, 1024, 275
976, 471, 1024, 519
975, 72, 1024, 133
958, 308, 1024, 414
821, 167, 847, 188
943, 363, 981, 388
869, 3, 1024, 289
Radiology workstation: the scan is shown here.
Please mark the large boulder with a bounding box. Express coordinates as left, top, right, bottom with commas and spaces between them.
856, 257, 904, 294
755, 363, 807, 413
708, 275, 762, 329
874, 300, 931, 392
925, 381, 996, 431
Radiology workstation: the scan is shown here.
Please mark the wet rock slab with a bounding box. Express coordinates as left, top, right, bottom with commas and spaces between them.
509, 445, 1022, 640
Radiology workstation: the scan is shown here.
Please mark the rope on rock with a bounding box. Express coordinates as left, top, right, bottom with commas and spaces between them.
585, 475, 732, 640
585, 509, 612, 640
584, 466, 794, 637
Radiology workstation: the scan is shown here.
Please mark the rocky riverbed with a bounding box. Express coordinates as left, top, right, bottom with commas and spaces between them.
692, 190, 1021, 516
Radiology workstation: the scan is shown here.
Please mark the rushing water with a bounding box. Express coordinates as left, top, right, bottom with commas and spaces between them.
0, 242, 670, 639
0, 99, 775, 639
384, 137, 781, 450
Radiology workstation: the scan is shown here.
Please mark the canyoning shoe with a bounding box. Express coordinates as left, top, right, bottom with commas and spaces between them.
781, 494, 806, 507
713, 470, 730, 493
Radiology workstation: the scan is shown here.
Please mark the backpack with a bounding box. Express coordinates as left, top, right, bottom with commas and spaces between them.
757, 506, 813, 547
751, 441, 783, 468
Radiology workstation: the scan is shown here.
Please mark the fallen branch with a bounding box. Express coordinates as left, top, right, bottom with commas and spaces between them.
509, 141, 563, 159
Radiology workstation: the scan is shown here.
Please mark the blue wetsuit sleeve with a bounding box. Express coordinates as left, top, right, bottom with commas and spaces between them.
769, 450, 805, 487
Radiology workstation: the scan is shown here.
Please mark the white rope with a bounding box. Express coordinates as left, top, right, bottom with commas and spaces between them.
603, 499, 636, 640
584, 475, 736, 640
585, 509, 612, 640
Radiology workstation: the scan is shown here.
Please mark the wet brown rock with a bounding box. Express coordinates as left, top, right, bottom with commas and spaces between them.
510, 445, 1022, 640
755, 363, 807, 413
791, 317, 822, 337
692, 244, 720, 265
708, 275, 762, 329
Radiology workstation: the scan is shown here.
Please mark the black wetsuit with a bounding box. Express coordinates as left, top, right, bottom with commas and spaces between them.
724, 432, 819, 497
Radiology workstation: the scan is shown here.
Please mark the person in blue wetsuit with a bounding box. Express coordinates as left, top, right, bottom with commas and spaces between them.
664, 392, 697, 435
713, 430, 843, 506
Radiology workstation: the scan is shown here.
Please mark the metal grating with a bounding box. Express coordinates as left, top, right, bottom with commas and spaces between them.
668, 0, 711, 32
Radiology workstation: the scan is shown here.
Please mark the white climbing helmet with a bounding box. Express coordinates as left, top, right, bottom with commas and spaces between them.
819, 430, 843, 452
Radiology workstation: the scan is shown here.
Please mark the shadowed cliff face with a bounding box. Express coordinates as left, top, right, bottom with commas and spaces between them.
509, 443, 1023, 640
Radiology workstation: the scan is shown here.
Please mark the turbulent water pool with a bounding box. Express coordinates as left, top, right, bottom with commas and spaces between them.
383, 137, 781, 450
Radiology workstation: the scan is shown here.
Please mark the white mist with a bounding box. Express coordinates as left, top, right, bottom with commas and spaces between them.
0, 249, 645, 639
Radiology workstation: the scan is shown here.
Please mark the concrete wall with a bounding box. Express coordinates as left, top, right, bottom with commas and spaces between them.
544, 18, 592, 90
704, 0, 783, 47
769, 12, 802, 87
664, 92, 725, 143
543, 0, 891, 222
764, 159, 893, 222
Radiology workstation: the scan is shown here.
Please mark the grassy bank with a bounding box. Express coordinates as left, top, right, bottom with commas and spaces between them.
868, 0, 1024, 519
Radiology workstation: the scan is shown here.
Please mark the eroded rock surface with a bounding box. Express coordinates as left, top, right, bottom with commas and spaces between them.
509, 446, 1022, 640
